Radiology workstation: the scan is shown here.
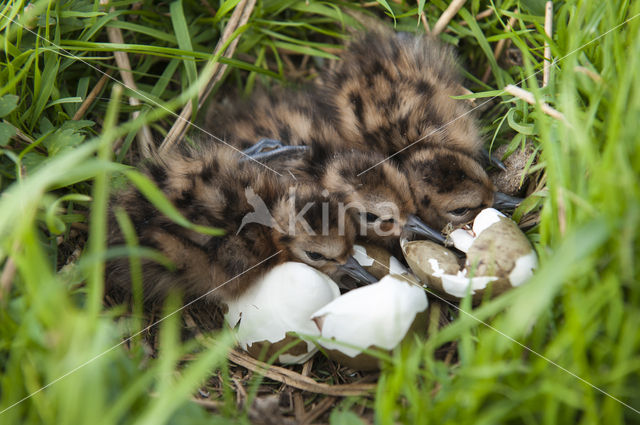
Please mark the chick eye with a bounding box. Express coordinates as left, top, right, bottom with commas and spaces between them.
382, 217, 396, 224
364, 212, 380, 223
305, 251, 327, 261
450, 207, 470, 216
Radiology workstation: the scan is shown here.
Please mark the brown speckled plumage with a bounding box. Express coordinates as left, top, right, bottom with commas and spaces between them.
108, 29, 505, 304
205, 91, 422, 251
319, 30, 496, 229
204, 30, 495, 236
106, 142, 358, 303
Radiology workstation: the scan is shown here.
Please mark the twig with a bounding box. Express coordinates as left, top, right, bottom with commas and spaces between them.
574, 66, 603, 83
299, 396, 336, 425
293, 392, 306, 422
474, 8, 494, 21
2, 120, 34, 144
232, 377, 247, 406
277, 46, 342, 55
228, 349, 376, 396
190, 397, 223, 410
482, 14, 518, 83
199, 0, 217, 17
160, 0, 257, 153
417, 0, 430, 34
504, 84, 566, 122
447, 7, 494, 31
301, 360, 314, 379
102, 2, 154, 157
543, 1, 553, 86
457, 85, 477, 106
73, 70, 112, 121
443, 341, 457, 366
432, 0, 467, 36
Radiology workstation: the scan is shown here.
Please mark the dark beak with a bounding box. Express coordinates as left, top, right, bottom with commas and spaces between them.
481, 147, 507, 171
493, 192, 523, 210
404, 214, 446, 245
338, 256, 378, 285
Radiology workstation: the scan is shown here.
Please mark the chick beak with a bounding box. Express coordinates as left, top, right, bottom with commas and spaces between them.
404, 214, 446, 245
481, 147, 507, 171
338, 256, 378, 284
493, 192, 523, 210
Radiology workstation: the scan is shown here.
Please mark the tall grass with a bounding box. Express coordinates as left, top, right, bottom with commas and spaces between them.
1, 0, 639, 424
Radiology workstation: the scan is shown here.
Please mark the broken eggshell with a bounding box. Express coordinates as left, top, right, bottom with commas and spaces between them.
311, 274, 428, 370
403, 208, 537, 302
224, 262, 340, 364
352, 243, 408, 279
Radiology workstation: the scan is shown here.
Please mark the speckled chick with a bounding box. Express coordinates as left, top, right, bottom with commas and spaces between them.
319, 30, 497, 230
204, 90, 439, 252
106, 142, 368, 304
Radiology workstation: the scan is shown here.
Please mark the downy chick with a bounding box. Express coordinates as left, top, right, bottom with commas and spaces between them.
208, 87, 345, 152
106, 142, 374, 304
204, 90, 443, 252
319, 30, 518, 230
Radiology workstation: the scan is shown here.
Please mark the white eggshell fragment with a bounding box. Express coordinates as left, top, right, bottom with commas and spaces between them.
449, 229, 475, 253
508, 250, 538, 286
439, 272, 498, 299
353, 244, 375, 266
449, 208, 506, 253
403, 208, 537, 302
224, 262, 340, 364
472, 208, 505, 236
311, 275, 428, 369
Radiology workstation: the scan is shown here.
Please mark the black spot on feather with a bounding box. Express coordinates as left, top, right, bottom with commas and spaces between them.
349, 92, 364, 124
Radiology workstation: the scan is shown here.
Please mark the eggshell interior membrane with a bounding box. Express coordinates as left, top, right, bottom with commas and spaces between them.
311, 275, 428, 359
224, 262, 340, 364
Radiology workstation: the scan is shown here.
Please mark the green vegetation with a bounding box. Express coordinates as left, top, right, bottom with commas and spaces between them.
1, 0, 639, 423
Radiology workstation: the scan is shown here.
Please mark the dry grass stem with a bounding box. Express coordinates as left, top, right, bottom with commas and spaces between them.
73, 70, 112, 120
432, 0, 467, 36
543, 1, 553, 86
293, 392, 306, 421
574, 66, 603, 83
228, 349, 376, 396
232, 377, 247, 406
160, 0, 257, 153
104, 13, 154, 157
299, 396, 336, 425
504, 84, 566, 122
190, 397, 223, 409
475, 8, 494, 21
301, 357, 314, 377
199, 0, 217, 17
447, 7, 494, 32
418, 0, 431, 33
2, 120, 34, 144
